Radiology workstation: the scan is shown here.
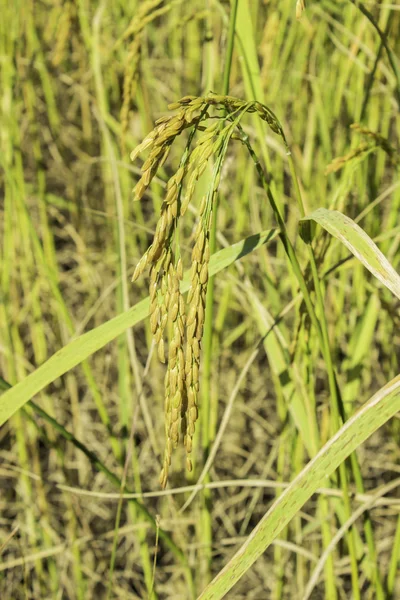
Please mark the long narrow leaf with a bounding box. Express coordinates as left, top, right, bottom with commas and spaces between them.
198, 375, 400, 600
0, 229, 277, 426
301, 208, 400, 300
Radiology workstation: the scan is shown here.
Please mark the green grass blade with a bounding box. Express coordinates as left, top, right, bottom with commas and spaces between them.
0, 229, 277, 426
235, 0, 265, 104
198, 374, 400, 600
301, 208, 400, 300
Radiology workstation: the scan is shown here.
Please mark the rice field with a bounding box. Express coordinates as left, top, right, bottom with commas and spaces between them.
0, 1, 400, 599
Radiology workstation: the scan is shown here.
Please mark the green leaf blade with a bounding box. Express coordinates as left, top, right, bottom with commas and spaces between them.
0, 229, 277, 427
198, 375, 400, 600
301, 208, 400, 300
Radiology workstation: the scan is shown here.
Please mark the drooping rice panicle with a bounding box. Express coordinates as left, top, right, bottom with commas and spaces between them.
131, 94, 284, 486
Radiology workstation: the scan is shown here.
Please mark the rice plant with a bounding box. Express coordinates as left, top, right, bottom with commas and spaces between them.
0, 1, 399, 599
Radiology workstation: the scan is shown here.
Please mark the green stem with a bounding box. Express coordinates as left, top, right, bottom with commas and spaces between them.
199, 0, 239, 587
387, 514, 400, 597
221, 0, 239, 96
348, 0, 400, 107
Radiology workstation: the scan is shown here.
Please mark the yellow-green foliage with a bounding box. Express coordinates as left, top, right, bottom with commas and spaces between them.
0, 1, 399, 599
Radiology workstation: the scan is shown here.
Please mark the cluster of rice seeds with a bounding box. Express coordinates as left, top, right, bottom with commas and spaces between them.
180, 121, 223, 216
119, 0, 178, 146
130, 98, 207, 203
159, 260, 188, 488
170, 93, 284, 139
325, 123, 399, 174
141, 243, 188, 489
131, 93, 285, 486
131, 161, 189, 284
351, 123, 398, 162
184, 218, 211, 468
325, 143, 372, 174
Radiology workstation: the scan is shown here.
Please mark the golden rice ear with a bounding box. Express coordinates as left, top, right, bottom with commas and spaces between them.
296, 0, 306, 20
130, 94, 282, 487
130, 133, 155, 163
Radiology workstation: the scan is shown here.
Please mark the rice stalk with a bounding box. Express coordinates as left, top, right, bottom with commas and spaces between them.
131, 93, 283, 486
119, 0, 184, 148
325, 122, 399, 174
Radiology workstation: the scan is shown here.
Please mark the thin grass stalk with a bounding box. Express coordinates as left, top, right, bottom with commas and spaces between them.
233, 0, 275, 186
235, 126, 325, 345
348, 0, 400, 107
190, 0, 216, 485
273, 429, 290, 600
387, 514, 400, 597
360, 18, 392, 121
199, 0, 239, 586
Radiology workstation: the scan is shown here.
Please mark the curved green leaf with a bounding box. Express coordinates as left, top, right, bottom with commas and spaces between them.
198, 375, 400, 600
0, 229, 277, 426
301, 208, 400, 300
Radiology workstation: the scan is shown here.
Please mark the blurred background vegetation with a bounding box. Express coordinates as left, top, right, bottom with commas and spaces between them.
0, 0, 399, 598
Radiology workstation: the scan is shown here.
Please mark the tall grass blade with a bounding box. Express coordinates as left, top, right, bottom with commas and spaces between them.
301, 208, 400, 300
0, 230, 277, 426
198, 375, 400, 599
